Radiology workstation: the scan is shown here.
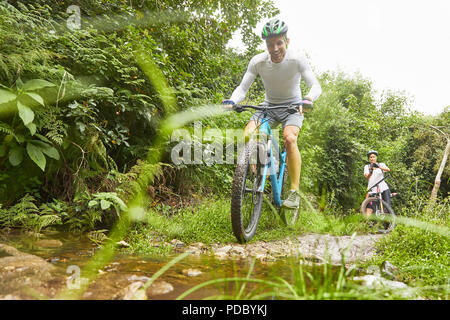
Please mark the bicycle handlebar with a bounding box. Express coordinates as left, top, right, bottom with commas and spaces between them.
223, 103, 304, 114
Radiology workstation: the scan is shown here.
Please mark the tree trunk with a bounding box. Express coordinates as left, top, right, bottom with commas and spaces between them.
429, 138, 450, 206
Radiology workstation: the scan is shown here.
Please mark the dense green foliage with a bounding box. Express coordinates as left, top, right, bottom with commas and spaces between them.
1, 0, 448, 210
0, 0, 448, 297
0, 0, 277, 206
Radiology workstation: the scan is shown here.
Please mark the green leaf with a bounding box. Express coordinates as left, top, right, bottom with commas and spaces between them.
100, 199, 111, 210
26, 142, 46, 171
0, 89, 17, 105
17, 101, 34, 125
42, 146, 59, 160
26, 122, 37, 135
24, 92, 44, 106
9, 147, 23, 166
88, 200, 98, 207
16, 78, 23, 90
29, 140, 60, 160
15, 133, 25, 143
0, 145, 5, 157
22, 79, 56, 91
34, 134, 52, 144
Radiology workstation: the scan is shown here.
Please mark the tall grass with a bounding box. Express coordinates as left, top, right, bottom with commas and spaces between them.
364, 197, 450, 299
176, 255, 417, 300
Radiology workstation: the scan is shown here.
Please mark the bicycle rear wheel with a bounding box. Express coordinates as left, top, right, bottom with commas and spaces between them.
231, 140, 266, 243
360, 197, 396, 234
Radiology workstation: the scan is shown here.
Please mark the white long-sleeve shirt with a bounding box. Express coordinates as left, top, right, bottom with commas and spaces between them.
364, 163, 390, 193
230, 50, 322, 105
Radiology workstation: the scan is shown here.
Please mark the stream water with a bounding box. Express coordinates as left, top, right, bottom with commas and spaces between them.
0, 230, 316, 300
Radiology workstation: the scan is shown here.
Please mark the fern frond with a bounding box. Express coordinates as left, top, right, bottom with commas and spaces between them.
0, 122, 15, 136
87, 229, 110, 245
36, 214, 62, 231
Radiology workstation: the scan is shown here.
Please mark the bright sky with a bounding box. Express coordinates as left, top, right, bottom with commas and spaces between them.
228, 0, 450, 115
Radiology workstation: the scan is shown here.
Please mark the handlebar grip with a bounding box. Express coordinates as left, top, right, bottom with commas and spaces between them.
223, 104, 244, 113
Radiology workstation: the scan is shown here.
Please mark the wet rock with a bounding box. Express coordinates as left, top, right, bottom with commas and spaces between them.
128, 275, 151, 282
148, 281, 174, 296
293, 234, 384, 265
214, 245, 233, 259
114, 281, 147, 300
353, 275, 408, 289
182, 268, 202, 277
45, 257, 60, 263
117, 240, 130, 248
193, 242, 209, 251
254, 253, 276, 262
249, 247, 268, 259
0, 294, 21, 300
229, 246, 247, 258
105, 267, 118, 272
301, 254, 324, 264
34, 239, 63, 248
365, 265, 381, 276
185, 242, 209, 255
170, 239, 184, 248
380, 261, 400, 280
352, 274, 416, 298
0, 243, 56, 297
186, 247, 201, 255
216, 245, 233, 253
213, 251, 227, 259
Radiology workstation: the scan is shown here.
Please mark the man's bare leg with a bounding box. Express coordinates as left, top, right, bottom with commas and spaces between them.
244, 121, 258, 174
283, 125, 301, 191
244, 120, 258, 141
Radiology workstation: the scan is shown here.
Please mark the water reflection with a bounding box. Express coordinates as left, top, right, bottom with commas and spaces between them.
0, 230, 301, 300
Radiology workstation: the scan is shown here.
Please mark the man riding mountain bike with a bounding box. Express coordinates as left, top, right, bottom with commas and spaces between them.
222, 18, 322, 209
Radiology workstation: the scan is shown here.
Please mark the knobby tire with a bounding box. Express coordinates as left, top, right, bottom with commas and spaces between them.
231, 140, 265, 243
360, 197, 396, 234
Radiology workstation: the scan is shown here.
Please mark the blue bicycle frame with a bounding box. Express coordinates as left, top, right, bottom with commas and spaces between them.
257, 117, 287, 208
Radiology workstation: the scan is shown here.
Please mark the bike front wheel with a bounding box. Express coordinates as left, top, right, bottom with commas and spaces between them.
231, 140, 266, 243
360, 197, 396, 234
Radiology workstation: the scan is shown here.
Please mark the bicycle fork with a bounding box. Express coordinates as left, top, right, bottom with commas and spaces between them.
377, 186, 384, 213
257, 138, 287, 207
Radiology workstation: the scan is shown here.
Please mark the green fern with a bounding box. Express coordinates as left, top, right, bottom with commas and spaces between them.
0, 122, 15, 136
34, 214, 62, 233
34, 105, 68, 146
87, 229, 110, 245
0, 195, 64, 232
5, 194, 39, 228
